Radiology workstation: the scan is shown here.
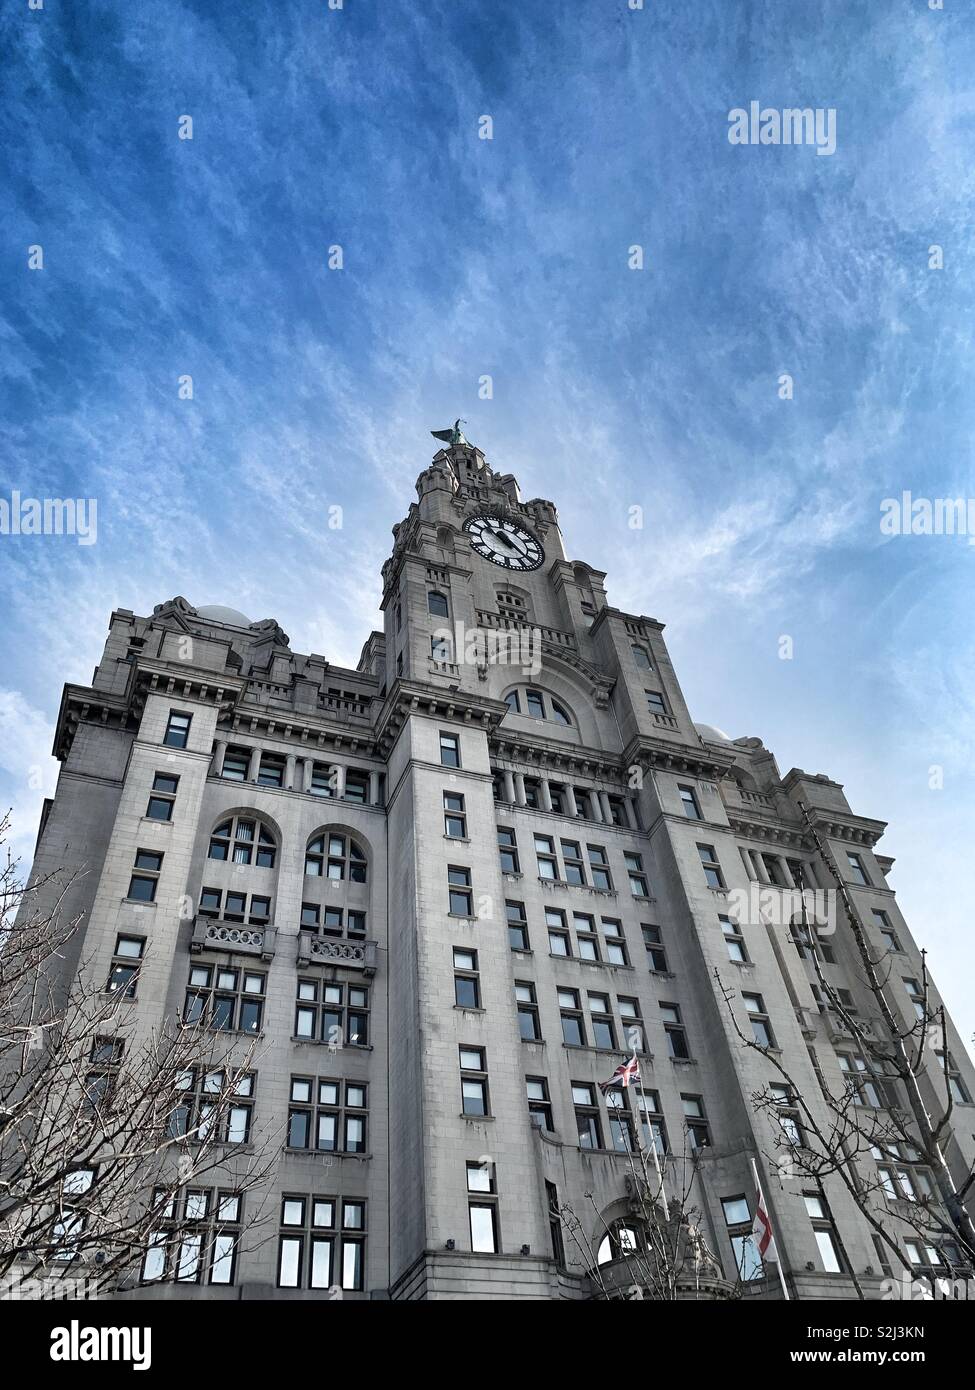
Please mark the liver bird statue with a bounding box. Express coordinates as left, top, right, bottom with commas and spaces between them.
430, 418, 469, 447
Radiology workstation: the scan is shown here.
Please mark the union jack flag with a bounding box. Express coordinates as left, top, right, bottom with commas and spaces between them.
598, 1054, 640, 1093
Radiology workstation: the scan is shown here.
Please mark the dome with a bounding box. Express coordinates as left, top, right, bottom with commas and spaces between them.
196, 604, 252, 627
694, 721, 732, 744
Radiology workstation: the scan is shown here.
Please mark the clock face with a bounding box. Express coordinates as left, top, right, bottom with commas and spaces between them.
464, 515, 544, 571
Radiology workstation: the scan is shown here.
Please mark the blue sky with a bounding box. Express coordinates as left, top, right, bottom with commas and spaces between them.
2, 1, 974, 1039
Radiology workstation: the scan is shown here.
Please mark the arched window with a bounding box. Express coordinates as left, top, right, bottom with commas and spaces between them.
428, 591, 449, 618
596, 1221, 642, 1266
305, 832, 367, 883
209, 817, 276, 868
502, 686, 574, 728
631, 645, 652, 670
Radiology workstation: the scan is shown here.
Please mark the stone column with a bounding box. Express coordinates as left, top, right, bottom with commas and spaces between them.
513, 773, 527, 807
285, 754, 296, 791
210, 738, 227, 778
503, 770, 516, 805
540, 779, 553, 813
368, 770, 380, 806
739, 848, 758, 881
247, 746, 261, 783
624, 798, 639, 830
333, 763, 346, 801
752, 851, 771, 885
589, 791, 603, 823
778, 855, 795, 888
302, 757, 314, 792
564, 785, 578, 819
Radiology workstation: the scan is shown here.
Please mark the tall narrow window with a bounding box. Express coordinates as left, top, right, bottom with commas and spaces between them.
163, 711, 192, 748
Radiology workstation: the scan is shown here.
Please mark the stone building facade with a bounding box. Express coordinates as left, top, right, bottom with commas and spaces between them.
28, 438, 975, 1300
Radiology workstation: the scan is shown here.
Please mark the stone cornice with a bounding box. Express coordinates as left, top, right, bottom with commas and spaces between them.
490, 730, 626, 783
374, 680, 509, 755
801, 806, 887, 848
623, 734, 740, 783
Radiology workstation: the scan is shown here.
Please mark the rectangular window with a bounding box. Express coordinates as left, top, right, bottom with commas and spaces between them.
624, 852, 649, 898
638, 1090, 668, 1156
561, 840, 586, 885
107, 935, 145, 997
605, 1089, 635, 1152
128, 848, 163, 902
804, 1193, 843, 1273
587, 845, 613, 891
527, 1076, 553, 1130
293, 980, 369, 1047
444, 792, 467, 839
309, 761, 336, 797
460, 1047, 489, 1116
287, 1077, 368, 1154
506, 900, 529, 951
642, 923, 667, 973
722, 1196, 763, 1280
678, 785, 701, 819
661, 1002, 689, 1059
516, 981, 541, 1040
547, 907, 571, 957
454, 948, 480, 1009
600, 918, 628, 966
903, 977, 926, 1022
163, 710, 192, 748
344, 770, 369, 804
535, 834, 559, 880
559, 988, 585, 1047
440, 732, 461, 768
146, 772, 178, 820
697, 843, 725, 889
221, 746, 250, 782
872, 909, 901, 953
497, 825, 519, 872
846, 852, 870, 886
618, 996, 643, 1052
720, 914, 747, 963
572, 1083, 602, 1149
184, 967, 265, 1033
742, 993, 775, 1048
256, 754, 285, 788
448, 865, 473, 917
574, 912, 599, 961
681, 1094, 711, 1149
276, 1196, 365, 1291
587, 992, 616, 1050
645, 690, 668, 715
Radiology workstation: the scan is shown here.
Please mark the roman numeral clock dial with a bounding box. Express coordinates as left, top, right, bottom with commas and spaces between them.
464, 515, 544, 571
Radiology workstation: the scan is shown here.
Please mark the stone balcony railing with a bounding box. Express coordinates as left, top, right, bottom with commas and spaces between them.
191, 916, 276, 961
475, 609, 578, 652
296, 932, 378, 975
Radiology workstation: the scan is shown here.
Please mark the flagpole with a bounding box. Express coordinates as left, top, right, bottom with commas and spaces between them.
637, 1068, 670, 1221
751, 1155, 790, 1300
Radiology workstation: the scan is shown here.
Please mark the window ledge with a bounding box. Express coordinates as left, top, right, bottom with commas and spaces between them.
460, 1113, 495, 1122
289, 1038, 374, 1051
670, 1056, 699, 1067
520, 1036, 546, 1047
140, 817, 173, 827
282, 1148, 372, 1161
447, 913, 478, 923
453, 1005, 486, 1015
562, 1043, 646, 1058
444, 835, 471, 844
502, 870, 524, 880
122, 898, 156, 909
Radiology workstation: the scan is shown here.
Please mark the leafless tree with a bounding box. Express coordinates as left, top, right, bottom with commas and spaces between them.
0, 816, 277, 1296
718, 804, 975, 1288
